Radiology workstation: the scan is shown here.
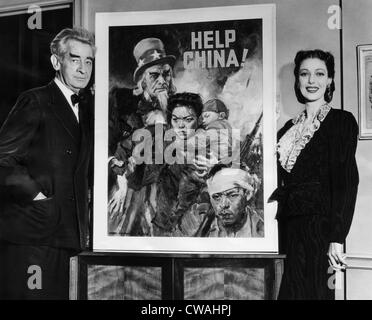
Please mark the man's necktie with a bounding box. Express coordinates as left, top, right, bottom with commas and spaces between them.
71, 94, 80, 106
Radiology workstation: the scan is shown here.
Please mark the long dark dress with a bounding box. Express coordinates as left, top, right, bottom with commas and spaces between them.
271, 107, 359, 300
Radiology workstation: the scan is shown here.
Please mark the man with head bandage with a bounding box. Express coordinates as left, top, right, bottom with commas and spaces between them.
206, 166, 264, 237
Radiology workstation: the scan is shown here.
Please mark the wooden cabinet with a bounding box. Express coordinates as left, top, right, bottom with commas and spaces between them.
70, 252, 284, 300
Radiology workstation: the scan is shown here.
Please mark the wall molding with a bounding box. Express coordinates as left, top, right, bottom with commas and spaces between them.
335, 253, 372, 300
346, 254, 372, 270
73, 0, 86, 28
344, 254, 372, 300
0, 0, 72, 13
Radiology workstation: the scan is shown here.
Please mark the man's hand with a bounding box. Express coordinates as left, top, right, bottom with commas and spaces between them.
108, 174, 128, 221
109, 157, 124, 168
33, 192, 47, 201
328, 242, 347, 271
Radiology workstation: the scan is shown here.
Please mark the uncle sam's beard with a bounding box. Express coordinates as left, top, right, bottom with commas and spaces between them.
155, 90, 169, 113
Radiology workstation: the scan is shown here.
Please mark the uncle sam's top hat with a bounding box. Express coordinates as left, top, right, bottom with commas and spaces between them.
133, 38, 176, 83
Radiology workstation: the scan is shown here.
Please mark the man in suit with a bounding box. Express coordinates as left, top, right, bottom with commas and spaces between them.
0, 27, 95, 299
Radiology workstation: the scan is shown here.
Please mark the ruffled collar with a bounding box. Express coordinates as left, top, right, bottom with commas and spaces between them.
277, 104, 331, 172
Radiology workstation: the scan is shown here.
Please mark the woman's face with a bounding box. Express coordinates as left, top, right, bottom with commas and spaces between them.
171, 106, 198, 139
298, 58, 332, 103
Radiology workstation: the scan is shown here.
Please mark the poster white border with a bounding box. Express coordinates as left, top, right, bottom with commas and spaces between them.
93, 4, 278, 253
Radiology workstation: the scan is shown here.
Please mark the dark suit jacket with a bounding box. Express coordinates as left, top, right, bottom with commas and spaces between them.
0, 81, 93, 250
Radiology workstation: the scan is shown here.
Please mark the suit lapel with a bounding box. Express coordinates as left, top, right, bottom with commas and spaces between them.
47, 81, 80, 144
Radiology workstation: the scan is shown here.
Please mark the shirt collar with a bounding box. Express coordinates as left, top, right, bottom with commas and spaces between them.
54, 77, 77, 108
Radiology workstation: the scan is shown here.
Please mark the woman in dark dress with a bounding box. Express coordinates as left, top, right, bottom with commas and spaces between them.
271, 49, 359, 299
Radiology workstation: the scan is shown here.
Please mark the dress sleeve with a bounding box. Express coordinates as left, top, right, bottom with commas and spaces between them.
328, 111, 359, 243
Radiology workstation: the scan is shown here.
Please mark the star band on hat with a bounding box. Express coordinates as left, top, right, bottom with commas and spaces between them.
133, 38, 176, 83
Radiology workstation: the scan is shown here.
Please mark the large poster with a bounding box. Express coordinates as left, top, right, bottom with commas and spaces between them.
94, 5, 278, 253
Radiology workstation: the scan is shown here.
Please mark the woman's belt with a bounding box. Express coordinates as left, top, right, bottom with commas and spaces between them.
268, 181, 325, 219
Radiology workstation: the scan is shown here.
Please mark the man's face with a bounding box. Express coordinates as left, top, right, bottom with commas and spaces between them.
210, 187, 247, 227
54, 39, 94, 93
142, 64, 172, 99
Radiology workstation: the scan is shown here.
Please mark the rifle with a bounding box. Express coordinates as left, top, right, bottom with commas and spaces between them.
193, 206, 216, 237
240, 111, 263, 167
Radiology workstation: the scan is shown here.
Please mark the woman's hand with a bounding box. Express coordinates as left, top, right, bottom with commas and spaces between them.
327, 242, 347, 271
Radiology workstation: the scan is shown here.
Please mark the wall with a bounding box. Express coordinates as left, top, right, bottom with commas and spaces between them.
342, 0, 372, 300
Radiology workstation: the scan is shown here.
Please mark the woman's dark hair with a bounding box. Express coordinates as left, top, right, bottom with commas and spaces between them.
167, 92, 203, 124
293, 49, 335, 104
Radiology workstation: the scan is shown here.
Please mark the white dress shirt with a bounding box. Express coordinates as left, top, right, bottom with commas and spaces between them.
54, 78, 79, 122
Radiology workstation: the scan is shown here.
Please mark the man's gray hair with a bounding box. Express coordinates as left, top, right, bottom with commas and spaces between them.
50, 27, 96, 59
